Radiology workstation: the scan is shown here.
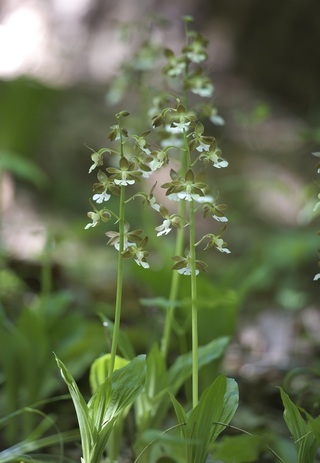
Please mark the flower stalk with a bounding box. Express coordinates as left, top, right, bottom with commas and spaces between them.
108, 114, 126, 377
160, 200, 185, 358
189, 197, 199, 408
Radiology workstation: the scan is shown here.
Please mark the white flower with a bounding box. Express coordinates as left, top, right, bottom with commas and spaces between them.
88, 153, 103, 173
210, 113, 225, 126
215, 237, 231, 253
191, 82, 214, 98
314, 273, 320, 281
178, 265, 199, 276
114, 239, 135, 251
194, 194, 214, 204
149, 197, 161, 212
213, 215, 228, 222
92, 191, 111, 203
134, 251, 150, 268
185, 50, 206, 64
167, 61, 186, 77
211, 154, 228, 168
148, 159, 162, 171
314, 194, 320, 212
114, 172, 135, 186
165, 124, 184, 134
177, 191, 200, 201
196, 141, 211, 153
168, 190, 207, 203
200, 146, 228, 169
84, 212, 100, 229
155, 219, 172, 236
167, 193, 180, 201
172, 120, 191, 131
176, 183, 201, 201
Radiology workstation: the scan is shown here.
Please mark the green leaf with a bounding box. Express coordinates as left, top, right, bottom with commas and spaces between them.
104, 355, 147, 423
54, 354, 93, 463
185, 376, 226, 462
167, 337, 229, 390
279, 388, 308, 443
279, 387, 319, 463
89, 354, 129, 394
171, 376, 238, 463
145, 344, 167, 399
210, 377, 239, 442
170, 393, 187, 430
136, 337, 229, 433
88, 378, 112, 431
135, 345, 169, 434
310, 416, 320, 441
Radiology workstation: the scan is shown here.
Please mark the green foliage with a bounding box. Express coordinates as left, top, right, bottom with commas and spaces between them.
212, 434, 268, 463
0, 291, 104, 445
0, 78, 57, 155
90, 354, 129, 394
170, 375, 238, 463
135, 337, 229, 436
0, 406, 78, 463
0, 150, 47, 188
55, 354, 146, 463
279, 387, 320, 463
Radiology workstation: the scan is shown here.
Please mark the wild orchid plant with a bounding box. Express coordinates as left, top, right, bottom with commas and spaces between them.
56, 16, 238, 463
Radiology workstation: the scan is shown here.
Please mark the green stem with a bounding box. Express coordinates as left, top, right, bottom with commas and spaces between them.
161, 126, 189, 359
161, 200, 185, 359
108, 185, 125, 377
109, 116, 126, 377
182, 125, 199, 408
189, 198, 198, 408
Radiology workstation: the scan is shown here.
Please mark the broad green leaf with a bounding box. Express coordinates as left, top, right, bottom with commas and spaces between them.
185, 376, 226, 462
89, 419, 117, 463
135, 344, 169, 432
310, 416, 320, 441
88, 379, 112, 430
54, 355, 93, 463
89, 356, 145, 463
167, 337, 229, 393
145, 344, 167, 399
170, 393, 187, 430
279, 387, 319, 463
136, 337, 229, 434
89, 354, 128, 394
104, 355, 147, 423
210, 377, 239, 442
170, 376, 239, 463
280, 388, 308, 442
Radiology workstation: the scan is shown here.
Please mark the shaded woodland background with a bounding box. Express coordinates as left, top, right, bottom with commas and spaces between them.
0, 0, 320, 460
